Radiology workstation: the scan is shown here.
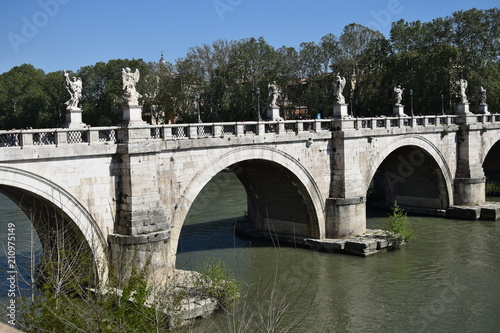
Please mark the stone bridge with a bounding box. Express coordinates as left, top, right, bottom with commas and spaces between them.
0, 113, 499, 284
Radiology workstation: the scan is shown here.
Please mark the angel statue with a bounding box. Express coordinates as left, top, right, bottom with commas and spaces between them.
480, 86, 487, 105
64, 71, 82, 110
333, 73, 346, 104
394, 84, 404, 106
267, 81, 280, 108
122, 67, 142, 105
459, 79, 468, 103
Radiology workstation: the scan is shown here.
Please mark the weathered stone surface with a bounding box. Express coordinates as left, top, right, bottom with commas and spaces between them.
447, 206, 482, 220
304, 239, 346, 252
479, 204, 500, 220
0, 117, 498, 288
345, 239, 379, 256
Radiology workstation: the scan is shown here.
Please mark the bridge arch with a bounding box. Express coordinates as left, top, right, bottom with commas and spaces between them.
169, 146, 326, 259
366, 135, 453, 209
482, 137, 500, 187
0, 166, 108, 285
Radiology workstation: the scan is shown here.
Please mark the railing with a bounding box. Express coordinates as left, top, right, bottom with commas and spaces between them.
0, 127, 119, 148
1, 113, 498, 149
354, 115, 461, 129
150, 119, 332, 140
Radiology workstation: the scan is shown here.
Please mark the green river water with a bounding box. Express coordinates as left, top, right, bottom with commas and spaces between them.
1, 170, 499, 332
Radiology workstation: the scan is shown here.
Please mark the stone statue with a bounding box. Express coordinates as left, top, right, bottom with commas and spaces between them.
459, 79, 468, 103
333, 73, 346, 104
480, 86, 487, 105
64, 71, 82, 110
122, 67, 141, 105
394, 85, 404, 106
267, 81, 280, 108
350, 71, 357, 92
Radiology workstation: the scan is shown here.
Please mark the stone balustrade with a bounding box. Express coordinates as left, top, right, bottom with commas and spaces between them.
0, 127, 119, 147
1, 113, 499, 148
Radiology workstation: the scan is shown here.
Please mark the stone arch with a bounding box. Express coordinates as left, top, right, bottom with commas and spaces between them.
169, 146, 326, 259
366, 135, 453, 209
480, 132, 500, 164
0, 166, 108, 285
482, 137, 500, 187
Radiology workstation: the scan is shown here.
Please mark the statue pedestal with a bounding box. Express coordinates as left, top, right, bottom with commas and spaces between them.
333, 103, 349, 118
393, 105, 406, 117
63, 108, 86, 129
479, 104, 489, 114
266, 106, 282, 121
457, 103, 473, 115
123, 105, 147, 125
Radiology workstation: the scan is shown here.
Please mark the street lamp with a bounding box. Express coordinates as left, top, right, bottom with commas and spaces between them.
410, 89, 414, 117
349, 92, 354, 117
441, 93, 445, 115
196, 93, 202, 123
256, 87, 262, 121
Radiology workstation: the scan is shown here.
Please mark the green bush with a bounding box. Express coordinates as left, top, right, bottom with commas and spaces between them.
486, 183, 500, 197
384, 203, 416, 246
196, 257, 240, 307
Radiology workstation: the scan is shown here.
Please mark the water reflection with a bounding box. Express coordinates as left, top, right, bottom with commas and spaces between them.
0, 171, 498, 331
178, 171, 500, 332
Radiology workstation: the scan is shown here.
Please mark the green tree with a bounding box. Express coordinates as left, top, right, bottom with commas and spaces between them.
228, 37, 280, 120
176, 39, 235, 122
338, 23, 385, 72
384, 203, 416, 246
44, 70, 68, 127
0, 64, 53, 129
78, 59, 148, 126
298, 41, 331, 117
388, 8, 500, 114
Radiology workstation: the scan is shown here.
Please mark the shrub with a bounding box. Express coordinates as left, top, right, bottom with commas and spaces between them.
196, 257, 240, 307
486, 182, 500, 197
384, 203, 416, 246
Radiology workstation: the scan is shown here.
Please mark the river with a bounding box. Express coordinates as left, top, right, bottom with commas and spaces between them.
1, 171, 500, 332
178, 171, 500, 332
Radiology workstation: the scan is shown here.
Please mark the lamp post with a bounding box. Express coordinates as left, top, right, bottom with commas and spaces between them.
196, 93, 202, 123
410, 89, 414, 117
441, 93, 445, 115
349, 92, 353, 117
256, 87, 262, 121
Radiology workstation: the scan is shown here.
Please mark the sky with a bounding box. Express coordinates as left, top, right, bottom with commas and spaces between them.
0, 0, 496, 74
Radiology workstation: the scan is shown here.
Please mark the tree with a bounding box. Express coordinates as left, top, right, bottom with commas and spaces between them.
384, 203, 416, 247
338, 23, 385, 72
43, 70, 68, 127
140, 60, 179, 124
78, 59, 149, 126
298, 41, 331, 117
228, 37, 280, 120
176, 39, 235, 122
387, 8, 500, 114
0, 64, 52, 129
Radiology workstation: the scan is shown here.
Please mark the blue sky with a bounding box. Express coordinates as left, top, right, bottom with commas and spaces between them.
0, 0, 496, 74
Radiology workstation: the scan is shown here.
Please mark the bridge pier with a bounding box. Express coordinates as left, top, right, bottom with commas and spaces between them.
454, 123, 486, 205
454, 178, 486, 205
326, 197, 366, 238
108, 127, 173, 285
328, 134, 367, 238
